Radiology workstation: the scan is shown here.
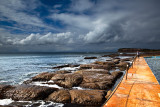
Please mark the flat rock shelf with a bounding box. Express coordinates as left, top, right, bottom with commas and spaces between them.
0, 54, 134, 106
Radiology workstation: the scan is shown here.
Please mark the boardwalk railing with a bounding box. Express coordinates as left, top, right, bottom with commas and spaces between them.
102, 55, 137, 107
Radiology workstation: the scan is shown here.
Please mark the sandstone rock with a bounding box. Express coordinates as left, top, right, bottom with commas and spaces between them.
75, 69, 109, 75
47, 90, 71, 103
84, 57, 97, 59
69, 90, 106, 105
80, 83, 99, 89
80, 81, 113, 90
102, 55, 110, 57
51, 73, 83, 88
0, 85, 14, 99
114, 57, 121, 59
32, 72, 55, 81
113, 59, 120, 64
102, 54, 119, 58
77, 69, 112, 83
96, 81, 113, 90
78, 70, 123, 90
69, 64, 80, 67
82, 73, 113, 83
93, 61, 115, 66
23, 79, 33, 84
3, 85, 58, 101
52, 64, 70, 69
111, 71, 123, 80
121, 58, 133, 62
55, 70, 71, 74
116, 61, 129, 69
78, 70, 114, 90
105, 90, 112, 99
80, 64, 111, 70
106, 59, 112, 61
52, 64, 79, 69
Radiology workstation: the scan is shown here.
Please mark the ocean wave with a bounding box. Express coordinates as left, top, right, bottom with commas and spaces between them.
0, 99, 14, 105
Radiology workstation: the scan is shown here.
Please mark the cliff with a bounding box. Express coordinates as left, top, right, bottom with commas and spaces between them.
118, 48, 160, 53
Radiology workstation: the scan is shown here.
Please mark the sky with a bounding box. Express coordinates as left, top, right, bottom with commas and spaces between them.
0, 0, 160, 53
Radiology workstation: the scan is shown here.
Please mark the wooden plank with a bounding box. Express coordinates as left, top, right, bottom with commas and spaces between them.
103, 57, 160, 107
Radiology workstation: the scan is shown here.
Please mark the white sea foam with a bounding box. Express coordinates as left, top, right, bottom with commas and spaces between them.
17, 101, 32, 103
0, 80, 8, 83
0, 99, 14, 105
72, 86, 91, 90
119, 56, 133, 59
25, 100, 64, 107
38, 101, 64, 107
60, 67, 79, 71
31, 81, 62, 89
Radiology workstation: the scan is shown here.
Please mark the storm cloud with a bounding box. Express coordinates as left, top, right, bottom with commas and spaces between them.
0, 0, 160, 52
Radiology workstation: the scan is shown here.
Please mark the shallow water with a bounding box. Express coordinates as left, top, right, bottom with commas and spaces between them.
0, 53, 111, 85
145, 56, 160, 84
0, 53, 131, 106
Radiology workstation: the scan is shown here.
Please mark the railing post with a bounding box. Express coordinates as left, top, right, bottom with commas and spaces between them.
132, 60, 134, 68
126, 64, 129, 80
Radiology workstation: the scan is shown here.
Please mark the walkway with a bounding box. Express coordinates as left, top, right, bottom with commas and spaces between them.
103, 57, 160, 107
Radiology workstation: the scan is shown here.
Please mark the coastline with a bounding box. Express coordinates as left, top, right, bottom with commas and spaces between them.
0, 48, 160, 106
104, 57, 160, 107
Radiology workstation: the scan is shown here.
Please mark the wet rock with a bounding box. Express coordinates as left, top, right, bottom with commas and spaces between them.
55, 70, 72, 74
78, 70, 123, 90
23, 79, 33, 84
119, 53, 136, 56
51, 73, 83, 88
106, 59, 112, 61
81, 71, 123, 90
111, 71, 123, 79
113, 59, 120, 64
69, 64, 80, 67
76, 69, 109, 75
52, 64, 70, 69
32, 72, 55, 81
121, 58, 133, 62
105, 90, 112, 99
93, 61, 115, 66
0, 85, 14, 99
80, 83, 99, 89
84, 57, 97, 59
80, 81, 113, 90
116, 61, 129, 71
116, 61, 129, 69
3, 85, 58, 101
102, 55, 110, 57
52, 64, 79, 69
96, 81, 113, 90
76, 69, 112, 83
114, 57, 121, 59
80, 64, 111, 70
78, 70, 114, 90
82, 73, 113, 83
69, 90, 106, 105
102, 54, 119, 58
47, 90, 71, 103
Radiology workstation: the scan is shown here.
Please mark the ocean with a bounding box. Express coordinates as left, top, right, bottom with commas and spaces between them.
0, 53, 112, 85
0, 53, 159, 106
0, 53, 114, 106
145, 56, 160, 83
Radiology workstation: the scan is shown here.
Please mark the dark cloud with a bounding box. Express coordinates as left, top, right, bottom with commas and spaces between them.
0, 0, 160, 53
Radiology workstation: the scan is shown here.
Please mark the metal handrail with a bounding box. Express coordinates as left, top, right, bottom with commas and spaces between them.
126, 55, 137, 80
102, 55, 137, 107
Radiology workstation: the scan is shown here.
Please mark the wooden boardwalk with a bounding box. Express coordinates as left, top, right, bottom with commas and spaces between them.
103, 57, 160, 107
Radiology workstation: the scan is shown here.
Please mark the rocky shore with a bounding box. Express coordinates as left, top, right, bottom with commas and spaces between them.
0, 54, 134, 106
118, 48, 160, 57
